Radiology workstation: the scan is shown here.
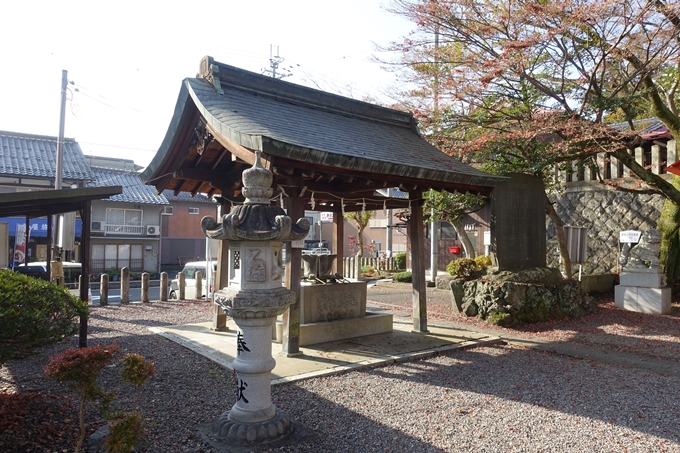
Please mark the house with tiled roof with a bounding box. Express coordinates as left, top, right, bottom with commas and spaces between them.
0, 130, 93, 264
86, 160, 169, 276
160, 190, 218, 268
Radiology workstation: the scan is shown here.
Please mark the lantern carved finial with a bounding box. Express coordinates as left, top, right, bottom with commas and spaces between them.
201, 151, 309, 242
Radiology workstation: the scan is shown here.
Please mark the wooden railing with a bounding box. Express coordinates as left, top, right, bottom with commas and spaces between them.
556, 139, 677, 183
342, 256, 399, 279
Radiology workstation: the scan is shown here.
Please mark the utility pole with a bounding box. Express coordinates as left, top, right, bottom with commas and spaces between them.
54, 69, 68, 260
262, 45, 292, 79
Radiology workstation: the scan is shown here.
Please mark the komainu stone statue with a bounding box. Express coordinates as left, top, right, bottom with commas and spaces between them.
618, 229, 662, 272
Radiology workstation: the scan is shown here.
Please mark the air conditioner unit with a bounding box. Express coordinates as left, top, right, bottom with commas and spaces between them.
91, 221, 104, 232
146, 225, 160, 236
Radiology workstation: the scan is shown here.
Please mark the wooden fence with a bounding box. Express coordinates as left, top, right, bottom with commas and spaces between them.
342, 256, 399, 279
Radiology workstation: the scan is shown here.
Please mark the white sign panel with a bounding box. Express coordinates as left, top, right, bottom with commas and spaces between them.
619, 230, 642, 243
483, 231, 491, 246
320, 212, 334, 222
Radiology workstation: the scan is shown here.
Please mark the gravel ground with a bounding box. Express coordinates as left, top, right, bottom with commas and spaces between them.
2, 288, 680, 452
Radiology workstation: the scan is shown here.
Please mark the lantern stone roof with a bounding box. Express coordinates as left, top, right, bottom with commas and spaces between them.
141, 56, 506, 211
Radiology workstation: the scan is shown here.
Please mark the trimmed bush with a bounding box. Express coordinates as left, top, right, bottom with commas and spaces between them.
447, 256, 492, 281
394, 252, 407, 270
393, 271, 412, 283
0, 269, 88, 365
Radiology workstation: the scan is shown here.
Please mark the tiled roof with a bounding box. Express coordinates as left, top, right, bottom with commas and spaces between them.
88, 170, 168, 205
0, 130, 92, 181
186, 70, 503, 187
609, 117, 670, 139
162, 190, 213, 203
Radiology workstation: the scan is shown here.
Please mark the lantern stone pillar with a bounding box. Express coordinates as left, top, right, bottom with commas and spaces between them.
200, 151, 310, 447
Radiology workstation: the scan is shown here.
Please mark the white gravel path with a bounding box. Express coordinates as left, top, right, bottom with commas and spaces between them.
2, 300, 679, 453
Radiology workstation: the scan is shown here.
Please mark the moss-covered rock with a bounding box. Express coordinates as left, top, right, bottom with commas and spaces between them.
457, 267, 596, 326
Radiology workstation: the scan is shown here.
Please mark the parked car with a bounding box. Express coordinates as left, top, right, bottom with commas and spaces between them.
13, 261, 91, 302
169, 261, 217, 300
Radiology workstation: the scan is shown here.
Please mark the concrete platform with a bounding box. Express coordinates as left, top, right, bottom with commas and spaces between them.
150, 320, 501, 385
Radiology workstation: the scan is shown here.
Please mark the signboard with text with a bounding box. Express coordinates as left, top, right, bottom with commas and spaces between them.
320, 212, 334, 222
619, 230, 642, 243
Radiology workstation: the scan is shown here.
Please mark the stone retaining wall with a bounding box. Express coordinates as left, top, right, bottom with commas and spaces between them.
548, 181, 666, 275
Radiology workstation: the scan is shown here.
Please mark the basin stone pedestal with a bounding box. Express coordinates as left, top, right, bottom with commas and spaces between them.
615, 229, 671, 315
615, 272, 671, 315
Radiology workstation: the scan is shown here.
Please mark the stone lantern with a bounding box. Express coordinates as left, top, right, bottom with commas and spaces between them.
200, 151, 310, 446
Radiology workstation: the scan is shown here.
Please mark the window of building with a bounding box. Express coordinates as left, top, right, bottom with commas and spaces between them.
189, 207, 200, 215
106, 208, 143, 226
163, 206, 174, 215
91, 243, 143, 273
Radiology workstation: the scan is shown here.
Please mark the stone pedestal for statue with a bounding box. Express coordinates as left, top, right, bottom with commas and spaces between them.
615, 229, 671, 315
197, 151, 312, 448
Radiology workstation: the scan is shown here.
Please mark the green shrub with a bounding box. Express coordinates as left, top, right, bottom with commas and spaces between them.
394, 252, 407, 270
447, 256, 493, 281
393, 271, 412, 283
474, 255, 492, 268
0, 269, 88, 365
446, 258, 479, 280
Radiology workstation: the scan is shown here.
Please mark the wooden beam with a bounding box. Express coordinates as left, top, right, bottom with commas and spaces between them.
190, 181, 203, 197
409, 191, 428, 333
211, 149, 229, 170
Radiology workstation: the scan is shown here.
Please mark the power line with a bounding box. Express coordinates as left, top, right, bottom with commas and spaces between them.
261, 45, 292, 79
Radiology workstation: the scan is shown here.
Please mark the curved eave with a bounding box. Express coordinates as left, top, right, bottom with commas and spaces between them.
141, 81, 199, 184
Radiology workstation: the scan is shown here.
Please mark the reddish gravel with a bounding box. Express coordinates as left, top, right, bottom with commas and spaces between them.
366, 283, 680, 361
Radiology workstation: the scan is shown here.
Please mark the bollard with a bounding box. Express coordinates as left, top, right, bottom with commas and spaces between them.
121, 267, 130, 304
179, 272, 186, 300
141, 272, 149, 303
160, 272, 168, 301
100, 273, 109, 306
195, 270, 203, 300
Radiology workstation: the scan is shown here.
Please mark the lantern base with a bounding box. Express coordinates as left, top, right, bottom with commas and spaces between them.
208, 407, 295, 447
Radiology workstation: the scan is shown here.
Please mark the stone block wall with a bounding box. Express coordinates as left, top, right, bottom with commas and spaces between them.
547, 181, 666, 275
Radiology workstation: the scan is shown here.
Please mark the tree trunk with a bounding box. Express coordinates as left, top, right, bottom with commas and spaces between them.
545, 194, 572, 279
659, 176, 680, 288
450, 219, 476, 259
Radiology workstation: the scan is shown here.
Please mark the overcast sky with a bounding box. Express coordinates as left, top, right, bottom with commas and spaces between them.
0, 0, 413, 169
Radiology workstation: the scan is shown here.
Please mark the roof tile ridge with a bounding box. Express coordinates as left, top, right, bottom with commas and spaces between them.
196, 56, 418, 132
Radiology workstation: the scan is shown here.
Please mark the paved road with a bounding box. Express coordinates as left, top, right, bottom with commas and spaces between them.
92, 286, 161, 304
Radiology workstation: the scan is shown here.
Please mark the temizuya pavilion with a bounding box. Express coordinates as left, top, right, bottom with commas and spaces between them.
141, 56, 506, 354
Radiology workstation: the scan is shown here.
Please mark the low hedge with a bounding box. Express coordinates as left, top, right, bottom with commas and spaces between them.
0, 269, 88, 365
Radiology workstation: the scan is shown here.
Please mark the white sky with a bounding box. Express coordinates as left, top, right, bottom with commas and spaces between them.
0, 0, 413, 169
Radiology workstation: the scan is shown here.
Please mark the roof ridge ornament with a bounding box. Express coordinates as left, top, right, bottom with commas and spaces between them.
198, 55, 223, 95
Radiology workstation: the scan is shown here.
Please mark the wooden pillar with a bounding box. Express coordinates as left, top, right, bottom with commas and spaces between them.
79, 200, 91, 348
610, 155, 620, 179
212, 239, 229, 331
652, 145, 661, 174
623, 149, 633, 177
46, 215, 52, 281
332, 208, 344, 275
668, 140, 677, 168
635, 146, 644, 167
283, 189, 304, 355
409, 191, 428, 332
